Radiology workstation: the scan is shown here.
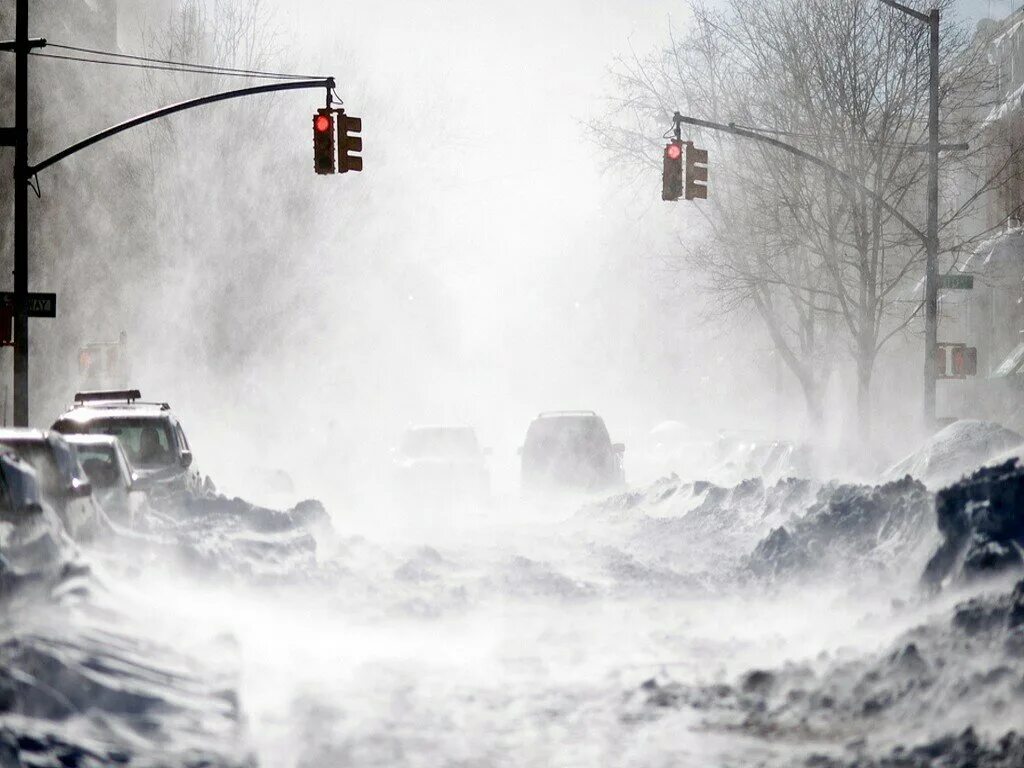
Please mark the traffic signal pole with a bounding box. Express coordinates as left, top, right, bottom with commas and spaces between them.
880, 0, 940, 429
926, 8, 941, 430
670, 112, 927, 243
3, 40, 334, 424
13, 0, 29, 427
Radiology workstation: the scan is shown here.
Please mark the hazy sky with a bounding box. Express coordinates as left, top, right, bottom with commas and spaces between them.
87, 0, 1017, 498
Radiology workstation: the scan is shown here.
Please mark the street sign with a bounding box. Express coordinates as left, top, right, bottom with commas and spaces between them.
0, 292, 56, 318
939, 273, 973, 290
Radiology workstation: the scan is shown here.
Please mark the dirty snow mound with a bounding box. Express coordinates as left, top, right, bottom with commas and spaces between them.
923, 459, 1024, 589
630, 577, 1024, 766
747, 477, 935, 584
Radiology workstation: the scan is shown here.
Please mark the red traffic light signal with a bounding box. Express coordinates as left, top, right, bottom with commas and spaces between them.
0, 307, 12, 348
951, 346, 978, 377
338, 114, 363, 173
313, 109, 336, 175
662, 140, 683, 201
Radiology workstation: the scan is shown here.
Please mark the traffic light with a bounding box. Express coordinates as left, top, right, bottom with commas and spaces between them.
0, 307, 12, 348
685, 143, 708, 200
662, 140, 683, 201
951, 346, 978, 377
338, 113, 363, 173
313, 109, 336, 175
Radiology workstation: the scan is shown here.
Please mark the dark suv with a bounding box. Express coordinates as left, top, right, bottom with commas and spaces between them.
52, 389, 206, 496
520, 411, 625, 493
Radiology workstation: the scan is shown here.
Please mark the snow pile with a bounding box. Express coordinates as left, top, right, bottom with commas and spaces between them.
630, 577, 1024, 765
581, 471, 938, 588
885, 420, 1024, 489
0, 620, 251, 768
0, 504, 88, 606
747, 477, 936, 584
131, 495, 333, 583
624, 456, 1024, 767
923, 459, 1024, 589
576, 474, 819, 579
0, 517, 253, 767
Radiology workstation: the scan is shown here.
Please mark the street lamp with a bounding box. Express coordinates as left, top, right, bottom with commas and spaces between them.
880, 0, 940, 430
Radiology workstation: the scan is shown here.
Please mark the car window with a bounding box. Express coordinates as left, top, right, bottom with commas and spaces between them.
60, 418, 176, 468
524, 417, 611, 457
176, 424, 190, 451
400, 428, 480, 459
74, 445, 122, 490
0, 441, 63, 498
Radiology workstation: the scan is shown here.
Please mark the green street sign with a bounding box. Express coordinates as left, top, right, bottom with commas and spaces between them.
939, 274, 974, 290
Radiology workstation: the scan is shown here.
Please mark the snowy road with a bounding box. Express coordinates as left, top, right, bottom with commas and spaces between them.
4, 453, 1024, 767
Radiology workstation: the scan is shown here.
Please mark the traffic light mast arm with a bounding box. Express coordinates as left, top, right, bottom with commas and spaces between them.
671, 111, 926, 246
29, 77, 335, 176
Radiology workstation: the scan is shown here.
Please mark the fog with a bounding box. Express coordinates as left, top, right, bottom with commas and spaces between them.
3, 1, 1024, 767
37, 1, 802, 505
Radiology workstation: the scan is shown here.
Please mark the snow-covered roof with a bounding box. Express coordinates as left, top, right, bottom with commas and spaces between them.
961, 225, 1024, 280
983, 81, 1024, 127
989, 15, 1024, 55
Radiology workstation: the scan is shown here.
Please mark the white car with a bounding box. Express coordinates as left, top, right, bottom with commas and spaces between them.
64, 434, 146, 528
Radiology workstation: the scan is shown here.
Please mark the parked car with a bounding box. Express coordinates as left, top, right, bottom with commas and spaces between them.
64, 434, 146, 528
520, 411, 625, 493
0, 428, 103, 539
52, 389, 207, 496
0, 450, 45, 523
0, 451, 76, 579
392, 425, 491, 507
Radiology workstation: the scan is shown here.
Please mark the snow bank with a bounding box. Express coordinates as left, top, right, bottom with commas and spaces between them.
576, 474, 819, 580
923, 459, 1024, 589
631, 576, 1024, 765
131, 495, 333, 583
747, 477, 936, 584
884, 420, 1024, 489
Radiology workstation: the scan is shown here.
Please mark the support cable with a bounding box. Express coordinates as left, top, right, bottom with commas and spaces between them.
44, 42, 321, 80
25, 50, 321, 80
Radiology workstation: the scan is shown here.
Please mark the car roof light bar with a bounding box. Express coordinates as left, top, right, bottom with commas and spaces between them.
74, 389, 142, 404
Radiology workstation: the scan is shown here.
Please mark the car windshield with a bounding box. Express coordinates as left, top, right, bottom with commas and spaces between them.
62, 418, 175, 468
73, 444, 122, 489
400, 428, 480, 459
525, 417, 610, 458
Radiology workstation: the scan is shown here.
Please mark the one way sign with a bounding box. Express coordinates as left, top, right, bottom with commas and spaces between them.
0, 291, 57, 318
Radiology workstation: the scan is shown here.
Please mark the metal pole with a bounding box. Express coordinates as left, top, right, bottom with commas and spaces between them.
13, 0, 28, 427
924, 9, 940, 430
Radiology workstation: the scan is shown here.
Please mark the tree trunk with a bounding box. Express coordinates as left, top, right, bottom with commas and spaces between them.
856, 354, 873, 443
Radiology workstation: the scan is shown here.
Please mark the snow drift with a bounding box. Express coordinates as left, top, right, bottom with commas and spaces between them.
885, 420, 1024, 489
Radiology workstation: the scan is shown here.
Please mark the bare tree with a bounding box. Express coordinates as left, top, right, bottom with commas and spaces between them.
593, 0, 1000, 437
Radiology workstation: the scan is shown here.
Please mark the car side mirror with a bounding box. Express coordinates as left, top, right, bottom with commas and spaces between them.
180, 450, 193, 469
612, 443, 625, 454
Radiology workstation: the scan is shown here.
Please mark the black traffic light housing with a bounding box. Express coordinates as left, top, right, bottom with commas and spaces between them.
338, 113, 363, 173
662, 140, 683, 201
313, 109, 336, 175
685, 142, 708, 200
